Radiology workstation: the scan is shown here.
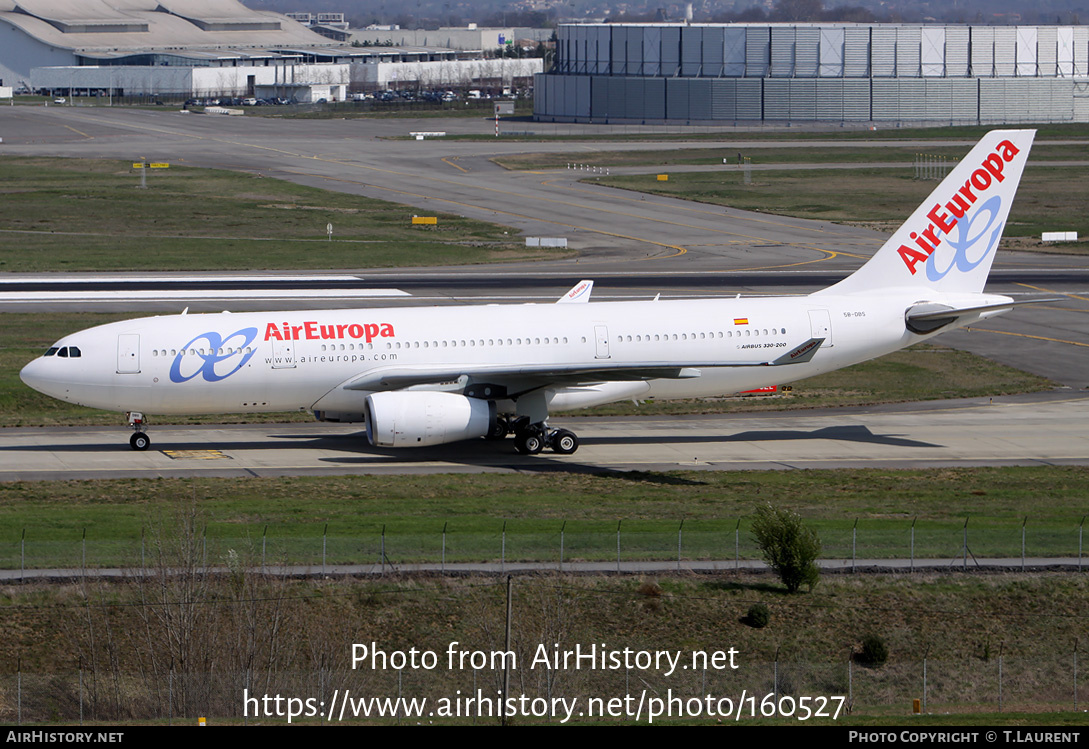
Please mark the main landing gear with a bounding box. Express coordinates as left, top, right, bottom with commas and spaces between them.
512, 421, 580, 456
488, 416, 577, 454
127, 411, 151, 451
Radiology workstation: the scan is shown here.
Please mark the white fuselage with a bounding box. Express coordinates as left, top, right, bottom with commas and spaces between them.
19, 289, 998, 418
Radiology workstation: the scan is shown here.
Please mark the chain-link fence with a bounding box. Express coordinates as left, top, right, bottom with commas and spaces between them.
4, 518, 1088, 573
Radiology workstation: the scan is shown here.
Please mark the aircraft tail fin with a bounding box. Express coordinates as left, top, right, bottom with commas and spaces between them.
818, 129, 1035, 296
557, 280, 593, 303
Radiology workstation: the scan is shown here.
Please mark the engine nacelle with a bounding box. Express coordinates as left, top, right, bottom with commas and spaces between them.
365, 391, 496, 448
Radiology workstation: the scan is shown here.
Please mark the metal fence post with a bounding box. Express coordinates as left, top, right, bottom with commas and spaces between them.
852, 518, 858, 573
963, 517, 969, 571
616, 520, 622, 573
847, 656, 852, 712
735, 518, 741, 571
677, 519, 683, 571
923, 645, 930, 714
998, 643, 1004, 712
773, 647, 780, 701
910, 517, 916, 573
559, 521, 565, 572
1080, 517, 1085, 573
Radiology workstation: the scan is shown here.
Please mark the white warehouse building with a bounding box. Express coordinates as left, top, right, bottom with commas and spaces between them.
535, 22, 1089, 124
2, 0, 540, 100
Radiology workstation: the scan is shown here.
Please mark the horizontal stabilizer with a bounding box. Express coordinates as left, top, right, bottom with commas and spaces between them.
905, 298, 1060, 334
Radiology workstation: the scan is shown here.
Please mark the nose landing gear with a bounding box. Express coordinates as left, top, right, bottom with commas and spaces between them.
127, 412, 151, 451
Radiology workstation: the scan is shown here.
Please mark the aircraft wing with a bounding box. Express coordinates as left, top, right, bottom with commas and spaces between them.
344, 338, 824, 391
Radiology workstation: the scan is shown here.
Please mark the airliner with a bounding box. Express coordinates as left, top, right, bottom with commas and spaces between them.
21, 130, 1042, 456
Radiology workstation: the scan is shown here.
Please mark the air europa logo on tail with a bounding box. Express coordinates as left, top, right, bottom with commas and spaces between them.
897, 139, 1021, 277
264, 320, 395, 343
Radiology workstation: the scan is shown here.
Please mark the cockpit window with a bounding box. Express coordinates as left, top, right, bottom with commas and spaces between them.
48, 346, 82, 359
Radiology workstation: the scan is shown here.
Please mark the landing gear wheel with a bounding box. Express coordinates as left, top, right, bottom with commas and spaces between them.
130, 432, 151, 451
551, 429, 579, 455
486, 416, 510, 440
514, 428, 544, 455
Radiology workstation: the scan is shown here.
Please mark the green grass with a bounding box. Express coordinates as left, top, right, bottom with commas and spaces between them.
594, 165, 1089, 251
3, 572, 1089, 722
1, 467, 1087, 568
0, 157, 559, 272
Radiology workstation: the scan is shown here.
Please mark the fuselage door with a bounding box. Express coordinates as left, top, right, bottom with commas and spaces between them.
594, 325, 611, 359
271, 338, 296, 369
117, 334, 140, 374
808, 309, 834, 348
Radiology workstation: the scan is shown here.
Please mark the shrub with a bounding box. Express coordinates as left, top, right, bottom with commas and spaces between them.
746, 602, 770, 628
858, 634, 889, 668
750, 503, 821, 593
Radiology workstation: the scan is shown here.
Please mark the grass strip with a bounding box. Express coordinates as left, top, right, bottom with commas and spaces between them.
593, 165, 1089, 251
0, 157, 556, 272
1, 466, 1087, 567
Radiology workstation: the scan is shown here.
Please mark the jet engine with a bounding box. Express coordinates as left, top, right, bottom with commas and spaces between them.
364, 391, 496, 447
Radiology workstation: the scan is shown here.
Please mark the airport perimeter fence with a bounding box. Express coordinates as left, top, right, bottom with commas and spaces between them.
2, 517, 1089, 574
2, 654, 1087, 724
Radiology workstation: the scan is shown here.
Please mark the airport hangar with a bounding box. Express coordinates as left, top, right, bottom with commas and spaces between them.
534, 22, 1089, 125
0, 0, 541, 101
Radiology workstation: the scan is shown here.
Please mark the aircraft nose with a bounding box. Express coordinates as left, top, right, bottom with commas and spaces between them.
20, 357, 51, 394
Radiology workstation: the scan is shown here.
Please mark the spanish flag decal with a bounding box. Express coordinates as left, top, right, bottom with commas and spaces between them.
733, 318, 749, 325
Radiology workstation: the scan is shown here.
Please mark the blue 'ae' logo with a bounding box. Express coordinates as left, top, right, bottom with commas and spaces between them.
169, 328, 258, 383
925, 195, 1004, 283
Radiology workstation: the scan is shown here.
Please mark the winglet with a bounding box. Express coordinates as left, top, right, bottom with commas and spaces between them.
768, 337, 824, 366
557, 280, 593, 304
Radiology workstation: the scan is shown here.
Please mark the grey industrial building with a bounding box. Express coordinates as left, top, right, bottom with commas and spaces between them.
534, 23, 1089, 125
